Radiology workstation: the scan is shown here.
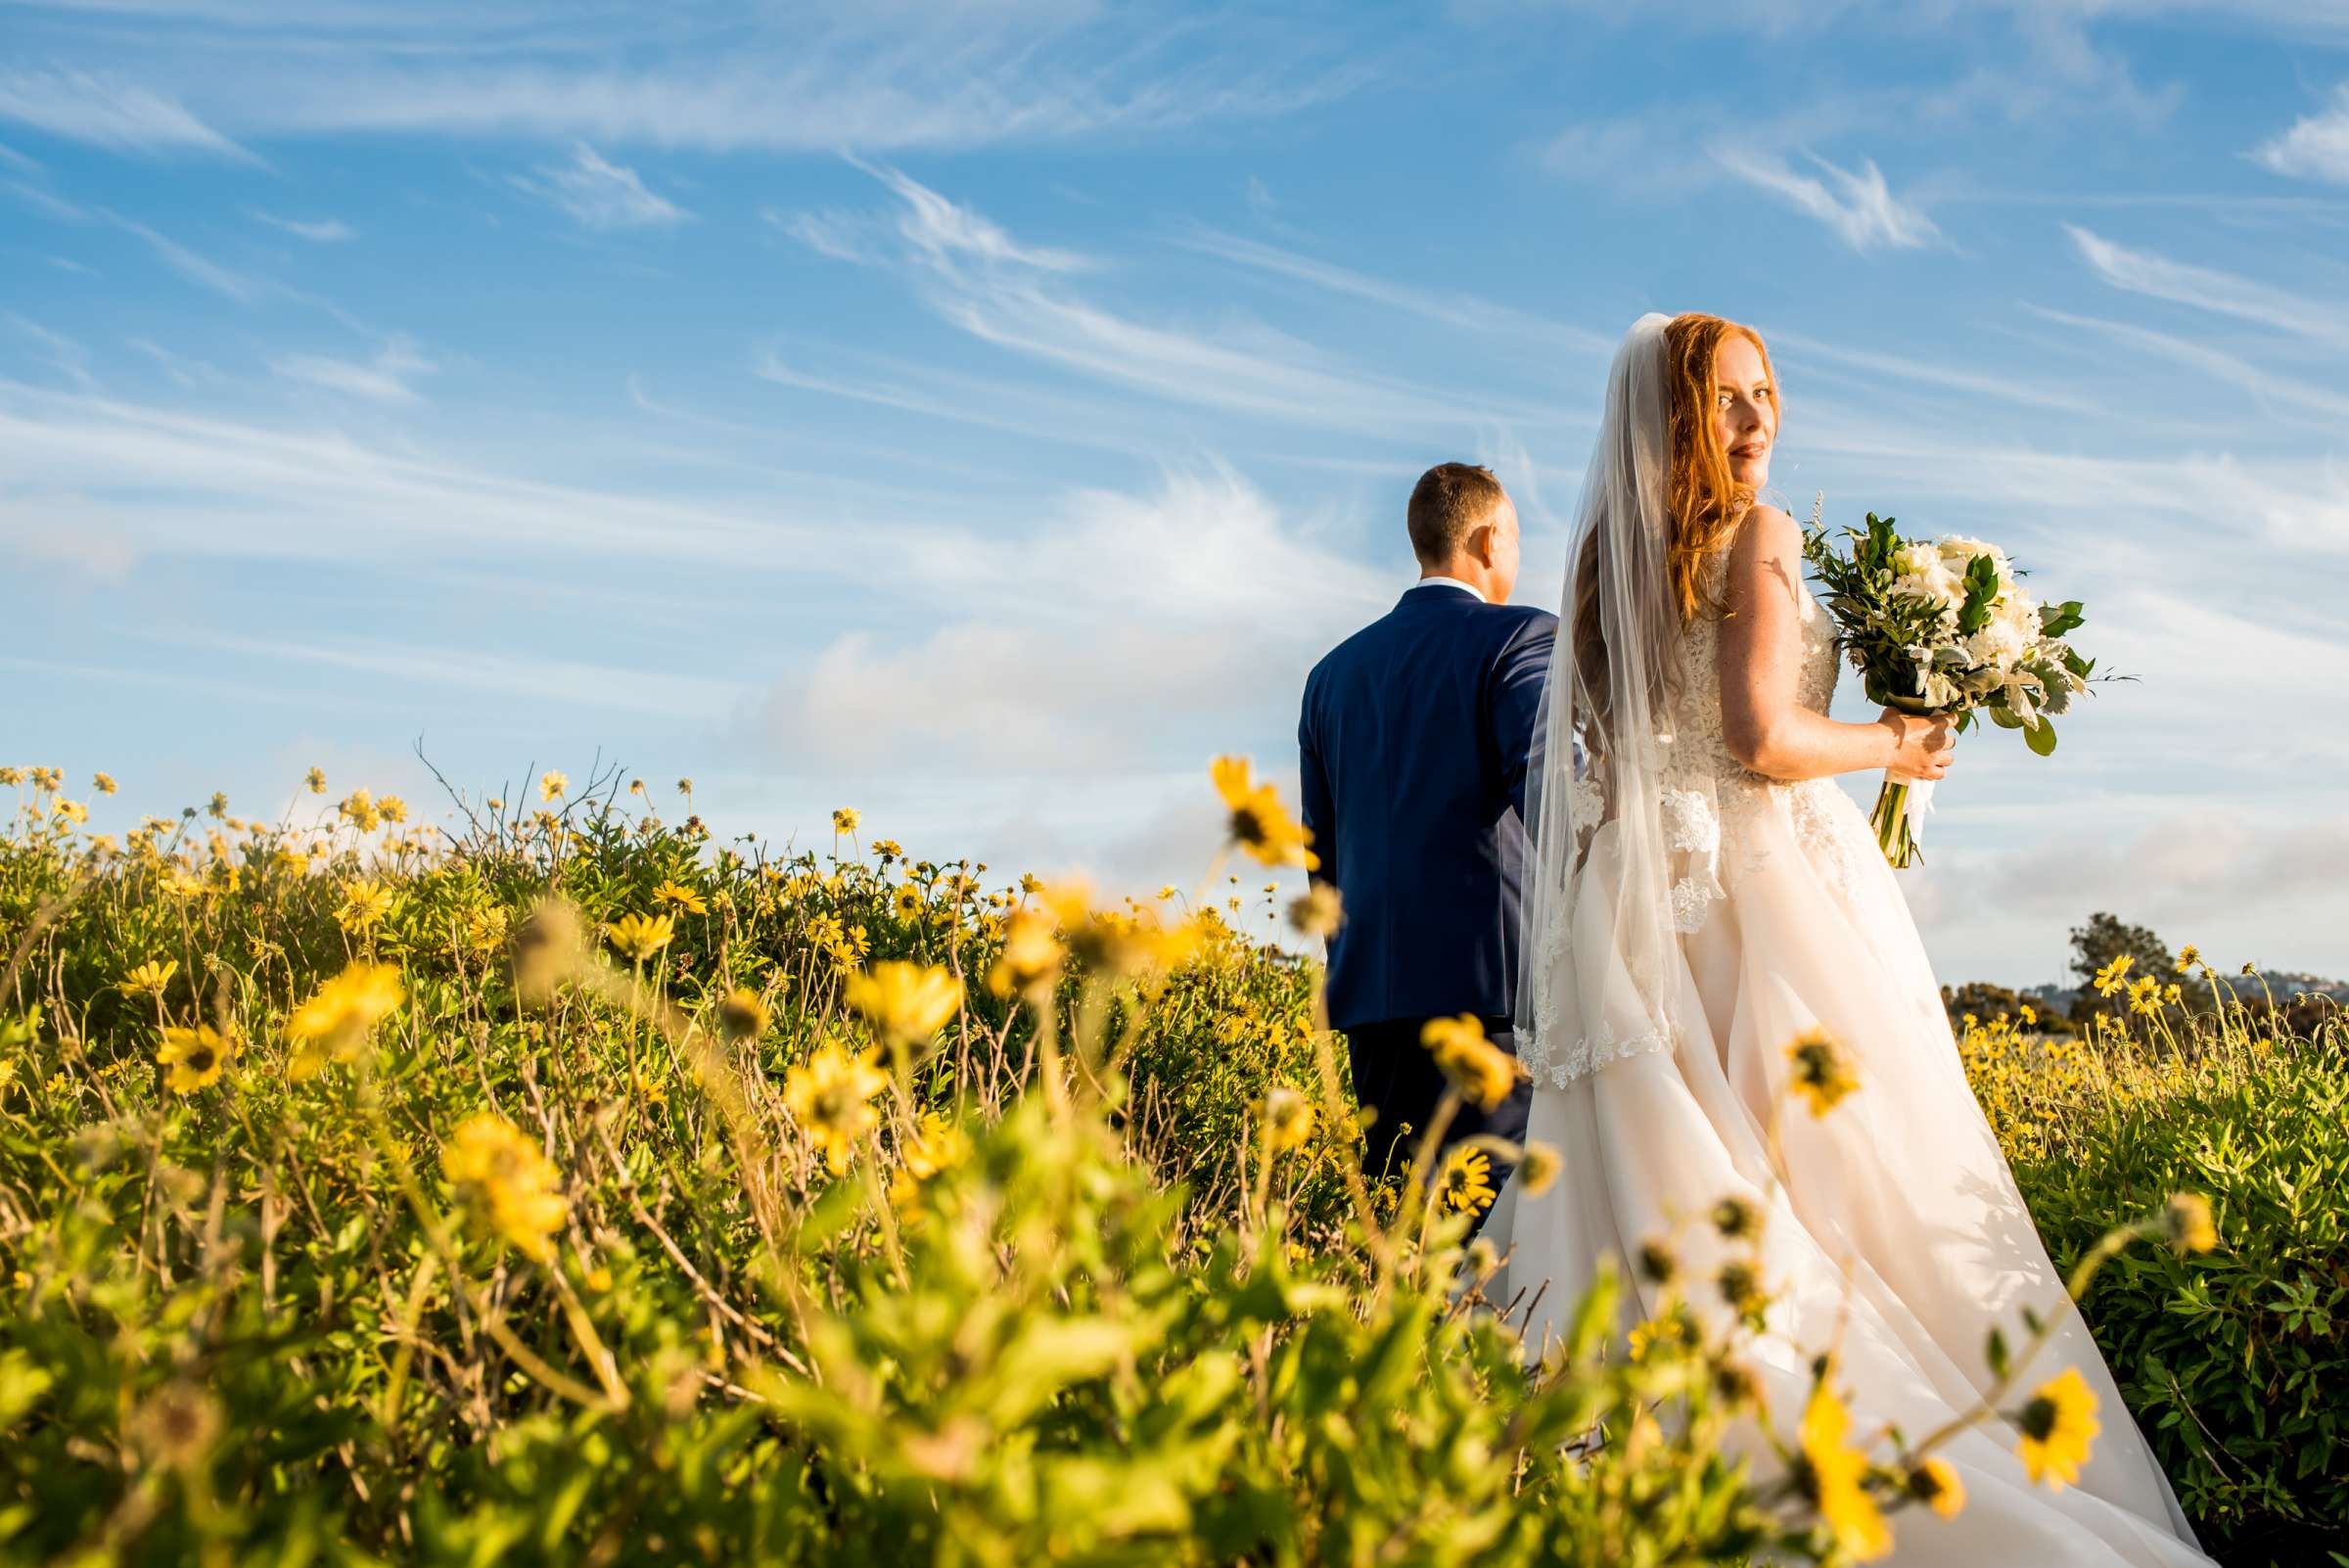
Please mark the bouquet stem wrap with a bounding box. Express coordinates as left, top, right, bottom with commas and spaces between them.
1868, 776, 1935, 868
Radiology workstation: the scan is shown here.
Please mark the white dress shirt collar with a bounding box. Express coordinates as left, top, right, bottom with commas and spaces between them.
1414, 575, 1487, 603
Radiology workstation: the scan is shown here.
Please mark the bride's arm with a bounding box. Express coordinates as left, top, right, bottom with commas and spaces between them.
1719, 505, 1955, 784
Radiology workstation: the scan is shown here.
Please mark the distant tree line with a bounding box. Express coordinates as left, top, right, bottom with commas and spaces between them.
1940, 911, 2343, 1042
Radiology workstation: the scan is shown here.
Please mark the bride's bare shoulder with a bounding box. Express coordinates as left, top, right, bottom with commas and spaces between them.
1722, 504, 1805, 608
1728, 502, 1802, 563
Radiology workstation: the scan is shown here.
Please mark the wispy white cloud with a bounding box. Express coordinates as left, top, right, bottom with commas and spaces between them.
1715, 148, 1941, 252
512, 143, 688, 230
1766, 327, 2101, 416
2020, 302, 2349, 421
104, 211, 264, 301
6, 178, 89, 222
270, 334, 436, 404
0, 68, 255, 161
2063, 224, 2349, 347
2251, 81, 2349, 185
796, 161, 1543, 435
1174, 227, 1612, 353
126, 337, 225, 389
180, 631, 751, 720
6, 314, 98, 391
247, 208, 355, 243
48, 255, 97, 276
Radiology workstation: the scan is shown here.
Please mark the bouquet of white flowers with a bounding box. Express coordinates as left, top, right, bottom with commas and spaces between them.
1802, 509, 2094, 867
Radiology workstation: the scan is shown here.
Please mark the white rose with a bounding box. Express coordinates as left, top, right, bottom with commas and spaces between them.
1894, 542, 1943, 578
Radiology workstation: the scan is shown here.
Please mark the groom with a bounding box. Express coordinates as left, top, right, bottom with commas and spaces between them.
1298, 463, 1553, 1179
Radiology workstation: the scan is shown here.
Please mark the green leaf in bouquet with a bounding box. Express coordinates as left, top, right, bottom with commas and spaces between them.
2024, 719, 2059, 758
1958, 554, 2001, 635
1863, 512, 1899, 573
2039, 600, 2087, 638
2064, 649, 2095, 678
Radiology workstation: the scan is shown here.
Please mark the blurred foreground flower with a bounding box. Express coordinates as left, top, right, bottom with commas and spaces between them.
286, 962, 404, 1080
784, 1040, 891, 1174
1786, 1027, 1859, 1118
2015, 1366, 2100, 1489
2163, 1192, 2217, 1255
1288, 882, 1343, 940
988, 908, 1065, 1000
1210, 756, 1317, 870
1796, 1383, 1890, 1561
846, 961, 961, 1049
1906, 1457, 1966, 1521
1263, 1085, 1314, 1153
1421, 1014, 1519, 1109
441, 1111, 568, 1263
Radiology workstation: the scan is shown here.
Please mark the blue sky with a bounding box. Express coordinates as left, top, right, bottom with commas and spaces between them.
4, 1, 2347, 987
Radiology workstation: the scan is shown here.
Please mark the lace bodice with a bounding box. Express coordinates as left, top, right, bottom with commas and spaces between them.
1528, 553, 1881, 1086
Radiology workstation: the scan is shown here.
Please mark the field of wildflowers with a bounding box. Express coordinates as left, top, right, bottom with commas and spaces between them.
0, 761, 2334, 1566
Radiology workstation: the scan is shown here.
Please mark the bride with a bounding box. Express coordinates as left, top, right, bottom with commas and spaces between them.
1479, 312, 2215, 1565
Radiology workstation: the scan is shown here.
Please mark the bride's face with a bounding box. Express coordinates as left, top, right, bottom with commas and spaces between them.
1711, 334, 1777, 490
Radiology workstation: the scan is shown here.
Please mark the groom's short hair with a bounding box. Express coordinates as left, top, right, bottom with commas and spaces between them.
1407, 463, 1507, 565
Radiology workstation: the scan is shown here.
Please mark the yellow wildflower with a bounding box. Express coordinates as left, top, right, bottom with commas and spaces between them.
782, 1039, 891, 1174
1797, 1383, 1891, 1561
1518, 1139, 1563, 1196
1263, 1085, 1314, 1152
53, 799, 86, 825
2015, 1367, 2100, 1489
716, 986, 770, 1042
901, 1110, 971, 1181
1441, 1146, 1497, 1213
832, 807, 860, 835
118, 959, 178, 997
1906, 1456, 1965, 1520
1288, 882, 1343, 940
845, 961, 962, 1047
540, 770, 568, 802
891, 884, 923, 920
1420, 1014, 1520, 1109
653, 879, 709, 915
1627, 1313, 1685, 1362
0, 767, 19, 786
379, 795, 408, 825
604, 911, 676, 962
2093, 953, 2133, 996
2163, 1192, 2217, 1254
284, 963, 403, 1080
441, 1112, 568, 1263
1209, 755, 1318, 870
990, 906, 1068, 1001
337, 878, 394, 933
304, 766, 326, 794
1787, 1027, 1860, 1117
92, 772, 116, 795
157, 1024, 237, 1093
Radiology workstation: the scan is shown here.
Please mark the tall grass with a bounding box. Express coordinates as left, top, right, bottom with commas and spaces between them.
0, 762, 2301, 1565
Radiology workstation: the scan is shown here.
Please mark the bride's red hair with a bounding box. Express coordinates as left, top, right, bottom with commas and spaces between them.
1660, 311, 1775, 620
1570, 311, 1777, 728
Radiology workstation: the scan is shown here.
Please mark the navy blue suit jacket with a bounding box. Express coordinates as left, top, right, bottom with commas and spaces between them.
1299, 583, 1557, 1033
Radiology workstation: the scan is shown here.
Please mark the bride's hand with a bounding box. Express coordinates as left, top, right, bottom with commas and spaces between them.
1880, 709, 1956, 781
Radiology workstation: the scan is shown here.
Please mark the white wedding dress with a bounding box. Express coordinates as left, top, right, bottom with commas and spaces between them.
1482, 317, 2213, 1566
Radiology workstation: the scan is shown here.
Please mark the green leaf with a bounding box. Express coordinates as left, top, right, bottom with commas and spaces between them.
2024, 719, 2058, 758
